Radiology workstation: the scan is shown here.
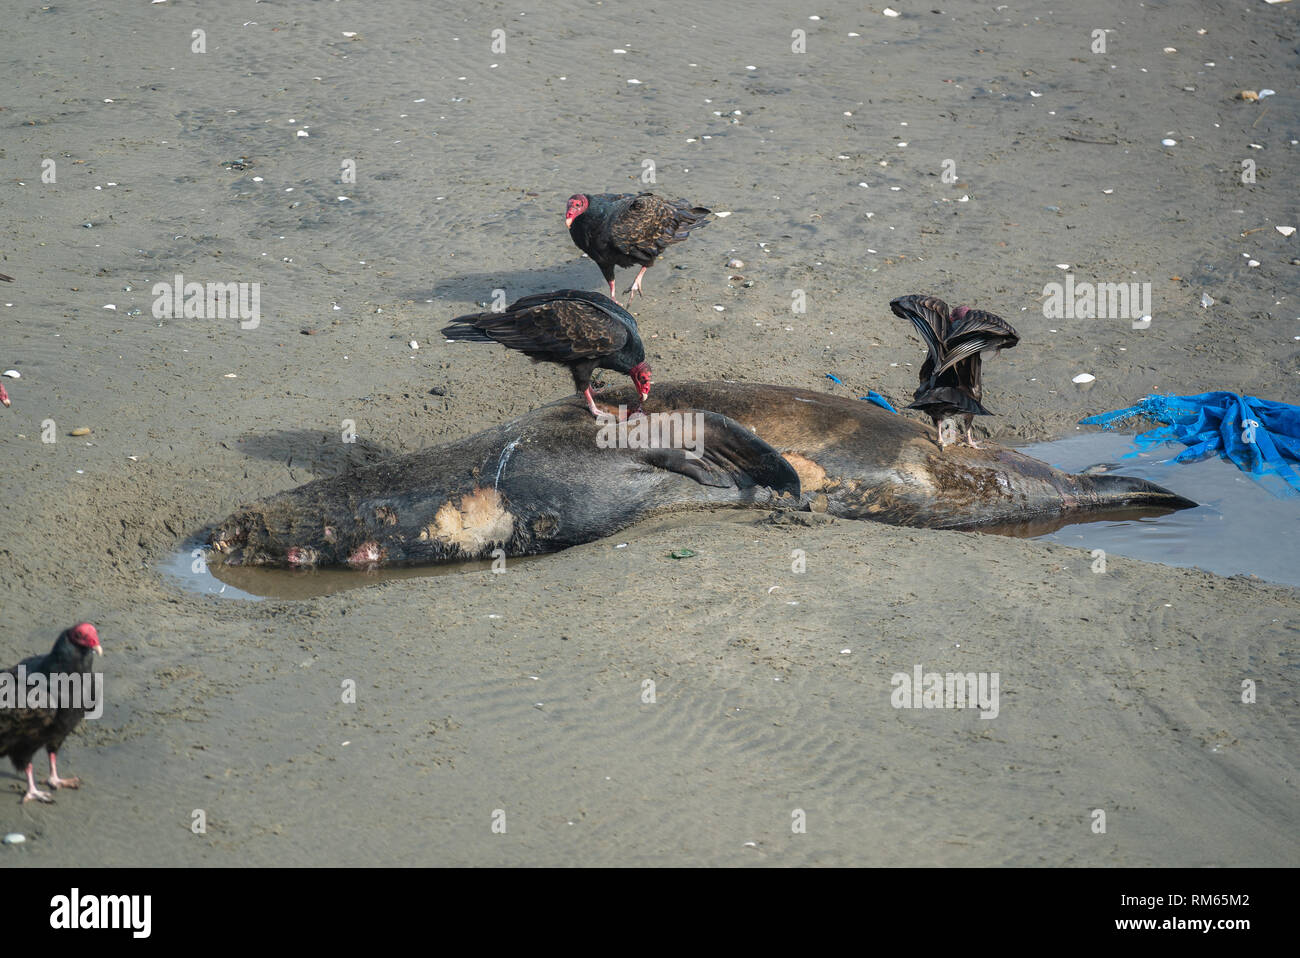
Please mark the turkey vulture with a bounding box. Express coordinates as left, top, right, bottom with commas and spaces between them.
565, 192, 710, 303
442, 289, 651, 418
890, 294, 1019, 448
1, 622, 102, 804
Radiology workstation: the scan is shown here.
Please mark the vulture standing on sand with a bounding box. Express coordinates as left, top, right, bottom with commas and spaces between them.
1, 622, 103, 804
565, 192, 711, 303
442, 289, 651, 419
890, 294, 1020, 448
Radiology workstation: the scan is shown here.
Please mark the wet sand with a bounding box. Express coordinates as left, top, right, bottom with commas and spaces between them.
1, 0, 1297, 865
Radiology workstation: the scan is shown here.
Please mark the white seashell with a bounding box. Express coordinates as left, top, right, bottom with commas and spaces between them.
1248, 260, 1260, 267
1163, 47, 1177, 53
883, 7, 900, 16
713, 305, 725, 312
409, 340, 419, 349
3, 833, 25, 844
1103, 188, 1114, 194
1057, 264, 1070, 270
1072, 373, 1096, 384
1161, 138, 1177, 146
3, 370, 20, 379
626, 78, 642, 84
296, 130, 309, 137
1200, 292, 1214, 308
1276, 226, 1295, 237
714, 211, 731, 217
727, 258, 744, 269
1259, 89, 1276, 98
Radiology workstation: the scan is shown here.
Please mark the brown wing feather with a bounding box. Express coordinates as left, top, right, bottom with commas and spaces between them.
609, 193, 709, 260
0, 664, 62, 766
935, 309, 1019, 376
453, 299, 628, 362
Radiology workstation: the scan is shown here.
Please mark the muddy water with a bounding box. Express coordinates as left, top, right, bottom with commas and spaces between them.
1016, 432, 1299, 588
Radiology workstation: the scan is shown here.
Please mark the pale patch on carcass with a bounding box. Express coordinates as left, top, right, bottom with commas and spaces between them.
782, 452, 827, 492
347, 541, 383, 567
418, 486, 514, 556
287, 546, 319, 568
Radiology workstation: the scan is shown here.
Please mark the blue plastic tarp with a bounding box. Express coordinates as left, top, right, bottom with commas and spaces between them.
825, 373, 898, 412
1080, 392, 1300, 496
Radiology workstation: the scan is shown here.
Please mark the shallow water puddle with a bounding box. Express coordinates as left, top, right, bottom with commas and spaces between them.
162, 537, 509, 600
1010, 432, 1298, 588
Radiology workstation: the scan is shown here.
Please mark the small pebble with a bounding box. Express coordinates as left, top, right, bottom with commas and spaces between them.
70, 427, 91, 436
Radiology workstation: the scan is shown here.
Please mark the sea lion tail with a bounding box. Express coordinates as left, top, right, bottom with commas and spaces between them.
1074, 473, 1197, 511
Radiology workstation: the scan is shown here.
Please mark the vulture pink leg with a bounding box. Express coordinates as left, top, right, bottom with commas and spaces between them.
47, 751, 80, 790
22, 763, 54, 804
623, 266, 649, 302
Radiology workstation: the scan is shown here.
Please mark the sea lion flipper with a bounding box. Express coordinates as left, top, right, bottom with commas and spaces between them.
635, 410, 801, 495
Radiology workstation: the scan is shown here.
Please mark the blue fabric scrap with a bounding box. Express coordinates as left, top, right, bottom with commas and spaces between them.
1080, 392, 1300, 496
